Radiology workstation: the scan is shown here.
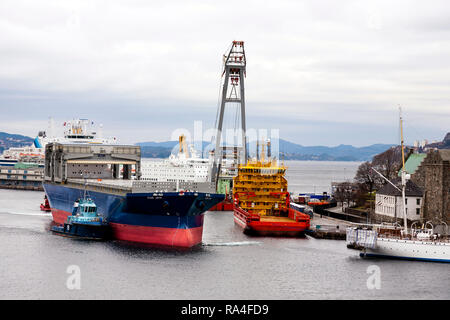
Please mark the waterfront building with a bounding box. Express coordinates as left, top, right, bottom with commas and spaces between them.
374, 179, 423, 223
0, 163, 44, 190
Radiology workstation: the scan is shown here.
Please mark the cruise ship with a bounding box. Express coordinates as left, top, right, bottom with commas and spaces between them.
0, 143, 44, 167
0, 119, 116, 165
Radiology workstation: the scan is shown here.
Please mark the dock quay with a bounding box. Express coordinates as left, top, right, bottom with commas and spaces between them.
319, 205, 369, 224
0, 164, 43, 191
307, 213, 353, 240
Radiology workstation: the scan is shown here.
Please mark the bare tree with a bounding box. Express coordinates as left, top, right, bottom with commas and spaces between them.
354, 161, 378, 193
371, 146, 406, 182
334, 181, 356, 209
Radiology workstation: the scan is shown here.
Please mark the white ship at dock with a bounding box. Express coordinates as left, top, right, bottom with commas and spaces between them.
347, 224, 450, 263
346, 109, 450, 263
0, 119, 116, 166
140, 135, 212, 184
139, 137, 242, 187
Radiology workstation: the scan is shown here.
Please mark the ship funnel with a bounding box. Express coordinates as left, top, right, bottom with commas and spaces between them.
179, 135, 189, 157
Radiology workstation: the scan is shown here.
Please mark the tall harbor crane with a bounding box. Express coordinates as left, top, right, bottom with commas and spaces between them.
212, 41, 247, 180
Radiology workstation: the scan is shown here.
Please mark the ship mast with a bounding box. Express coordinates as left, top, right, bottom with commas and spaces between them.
399, 107, 409, 235
213, 41, 247, 179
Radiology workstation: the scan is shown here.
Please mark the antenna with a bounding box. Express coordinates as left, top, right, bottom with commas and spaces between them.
398, 106, 409, 234
399, 106, 406, 171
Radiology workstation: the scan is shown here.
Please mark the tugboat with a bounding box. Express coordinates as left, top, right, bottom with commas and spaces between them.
40, 195, 51, 212
51, 194, 109, 240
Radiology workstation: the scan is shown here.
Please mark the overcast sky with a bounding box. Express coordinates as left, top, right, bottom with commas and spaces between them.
0, 0, 449, 146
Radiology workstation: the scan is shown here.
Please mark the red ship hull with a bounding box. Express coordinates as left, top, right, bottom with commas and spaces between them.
109, 222, 203, 248
234, 206, 310, 237
209, 200, 234, 211
51, 208, 203, 248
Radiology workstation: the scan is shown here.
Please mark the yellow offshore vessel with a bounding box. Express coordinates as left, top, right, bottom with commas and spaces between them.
233, 142, 310, 236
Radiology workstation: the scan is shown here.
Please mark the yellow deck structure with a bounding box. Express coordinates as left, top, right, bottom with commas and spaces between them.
233, 155, 289, 216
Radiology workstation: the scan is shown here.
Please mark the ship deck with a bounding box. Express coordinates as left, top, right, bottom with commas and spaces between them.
84, 179, 134, 187
259, 216, 296, 223
60, 178, 216, 194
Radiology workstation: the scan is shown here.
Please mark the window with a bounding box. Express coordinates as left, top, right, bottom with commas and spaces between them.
405, 198, 408, 205
416, 198, 420, 205
416, 208, 420, 215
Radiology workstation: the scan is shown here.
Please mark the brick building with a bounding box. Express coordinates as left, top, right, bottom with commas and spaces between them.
404, 149, 450, 224
421, 149, 450, 224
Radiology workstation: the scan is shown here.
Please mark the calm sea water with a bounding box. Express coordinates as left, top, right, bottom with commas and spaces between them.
0, 161, 448, 300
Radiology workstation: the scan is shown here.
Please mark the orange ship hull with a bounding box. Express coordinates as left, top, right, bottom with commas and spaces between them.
234, 206, 310, 237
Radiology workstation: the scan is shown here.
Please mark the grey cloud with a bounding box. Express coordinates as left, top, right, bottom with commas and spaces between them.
0, 0, 449, 146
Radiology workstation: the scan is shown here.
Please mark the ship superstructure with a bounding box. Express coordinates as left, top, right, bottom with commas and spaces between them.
36, 119, 116, 148
234, 148, 289, 216
141, 135, 211, 183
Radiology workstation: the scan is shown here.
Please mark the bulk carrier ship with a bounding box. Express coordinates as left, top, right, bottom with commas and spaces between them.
44, 142, 224, 248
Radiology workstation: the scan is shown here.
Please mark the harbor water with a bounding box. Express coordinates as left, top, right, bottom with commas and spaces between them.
0, 161, 448, 300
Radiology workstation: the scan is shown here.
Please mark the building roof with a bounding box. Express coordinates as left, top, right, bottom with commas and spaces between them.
377, 178, 423, 197
398, 153, 427, 177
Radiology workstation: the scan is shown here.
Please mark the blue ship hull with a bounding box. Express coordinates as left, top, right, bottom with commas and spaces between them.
44, 183, 224, 247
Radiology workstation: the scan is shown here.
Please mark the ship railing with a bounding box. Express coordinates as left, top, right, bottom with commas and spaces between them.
66, 178, 132, 193
234, 205, 260, 222
377, 233, 450, 243
131, 180, 216, 193
348, 222, 401, 230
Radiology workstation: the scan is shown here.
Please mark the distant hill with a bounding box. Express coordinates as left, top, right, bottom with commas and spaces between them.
137, 141, 179, 148
425, 132, 450, 149
0, 132, 34, 153
278, 140, 395, 161
139, 146, 172, 159
137, 141, 211, 159
136, 138, 395, 161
